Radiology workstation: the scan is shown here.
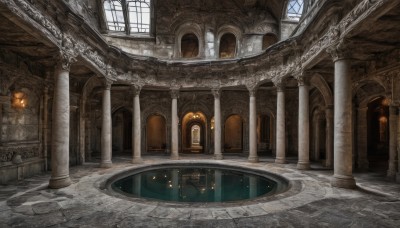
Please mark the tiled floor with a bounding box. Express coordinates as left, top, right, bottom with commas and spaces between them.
1, 155, 399, 227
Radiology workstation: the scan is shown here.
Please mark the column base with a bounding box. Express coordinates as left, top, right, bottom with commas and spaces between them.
170, 155, 180, 160
275, 158, 286, 164
132, 157, 143, 164
248, 156, 259, 163
49, 175, 72, 189
297, 162, 310, 170
214, 154, 223, 160
100, 161, 113, 168
331, 174, 356, 189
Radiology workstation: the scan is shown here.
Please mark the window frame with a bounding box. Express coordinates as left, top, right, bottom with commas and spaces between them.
101, 0, 154, 37
285, 0, 304, 21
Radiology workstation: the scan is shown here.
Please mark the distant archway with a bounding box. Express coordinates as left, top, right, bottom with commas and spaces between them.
224, 115, 243, 153
146, 114, 167, 152
182, 112, 207, 153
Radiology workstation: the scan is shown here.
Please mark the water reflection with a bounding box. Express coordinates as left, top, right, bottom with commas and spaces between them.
113, 167, 278, 202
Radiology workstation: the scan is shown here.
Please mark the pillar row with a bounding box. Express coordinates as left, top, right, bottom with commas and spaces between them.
100, 79, 113, 168
171, 89, 180, 160
325, 106, 334, 168
297, 77, 310, 170
275, 84, 286, 164
212, 89, 223, 160
49, 55, 75, 189
132, 85, 143, 164
329, 45, 356, 189
248, 88, 259, 163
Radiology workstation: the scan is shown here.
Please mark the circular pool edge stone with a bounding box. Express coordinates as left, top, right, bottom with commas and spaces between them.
100, 161, 300, 208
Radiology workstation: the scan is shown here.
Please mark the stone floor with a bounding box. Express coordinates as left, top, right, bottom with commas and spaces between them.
1, 155, 400, 228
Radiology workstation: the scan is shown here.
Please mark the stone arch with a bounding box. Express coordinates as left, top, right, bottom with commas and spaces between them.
310, 73, 333, 106
174, 22, 204, 58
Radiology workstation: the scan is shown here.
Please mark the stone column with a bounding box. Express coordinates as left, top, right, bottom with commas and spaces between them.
325, 106, 334, 168
388, 105, 398, 178
43, 86, 49, 170
132, 85, 142, 163
314, 116, 321, 161
79, 96, 86, 165
49, 55, 75, 189
275, 83, 286, 164
328, 44, 356, 188
297, 77, 310, 170
357, 107, 369, 170
212, 89, 223, 160
100, 80, 113, 168
248, 87, 259, 163
170, 89, 180, 160
171, 169, 179, 201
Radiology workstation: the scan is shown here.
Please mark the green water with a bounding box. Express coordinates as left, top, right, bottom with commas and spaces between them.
111, 167, 280, 202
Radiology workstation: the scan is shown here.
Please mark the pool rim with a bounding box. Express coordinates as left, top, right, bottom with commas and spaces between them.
101, 161, 297, 207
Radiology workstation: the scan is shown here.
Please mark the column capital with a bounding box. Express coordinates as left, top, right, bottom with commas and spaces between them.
59, 50, 77, 71
326, 39, 353, 62
297, 76, 310, 87
273, 79, 285, 92
170, 89, 180, 99
131, 84, 141, 96
211, 88, 221, 99
104, 78, 113, 90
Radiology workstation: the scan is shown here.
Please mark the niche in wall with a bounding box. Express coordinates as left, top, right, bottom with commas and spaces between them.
219, 33, 236, 59
181, 33, 199, 58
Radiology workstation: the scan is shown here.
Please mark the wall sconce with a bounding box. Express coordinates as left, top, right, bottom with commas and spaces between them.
12, 92, 27, 109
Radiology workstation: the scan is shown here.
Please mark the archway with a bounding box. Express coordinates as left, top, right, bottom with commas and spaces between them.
367, 97, 389, 171
181, 33, 199, 58
182, 112, 207, 153
146, 114, 167, 153
224, 115, 243, 153
219, 33, 236, 58
112, 107, 132, 154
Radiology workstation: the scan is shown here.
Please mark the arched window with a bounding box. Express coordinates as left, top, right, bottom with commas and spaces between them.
286, 0, 304, 21
104, 0, 125, 32
219, 33, 236, 59
181, 33, 199, 58
103, 0, 151, 35
262, 34, 278, 50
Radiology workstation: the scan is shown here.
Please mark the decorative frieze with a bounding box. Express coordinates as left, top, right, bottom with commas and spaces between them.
0, 144, 40, 163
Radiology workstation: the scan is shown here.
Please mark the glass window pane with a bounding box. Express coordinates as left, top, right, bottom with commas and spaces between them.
104, 0, 125, 31
287, 0, 303, 21
127, 0, 151, 33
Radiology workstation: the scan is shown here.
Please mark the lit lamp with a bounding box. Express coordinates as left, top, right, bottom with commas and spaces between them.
12, 92, 27, 109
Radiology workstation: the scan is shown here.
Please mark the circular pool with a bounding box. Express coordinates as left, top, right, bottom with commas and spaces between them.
108, 163, 289, 203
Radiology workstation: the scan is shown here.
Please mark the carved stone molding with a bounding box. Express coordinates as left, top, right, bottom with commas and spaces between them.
104, 78, 113, 90
211, 88, 221, 99
132, 85, 141, 96
326, 39, 353, 62
0, 144, 40, 162
297, 76, 310, 87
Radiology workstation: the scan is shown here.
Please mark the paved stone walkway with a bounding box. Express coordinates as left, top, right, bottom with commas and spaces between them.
1, 155, 399, 227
